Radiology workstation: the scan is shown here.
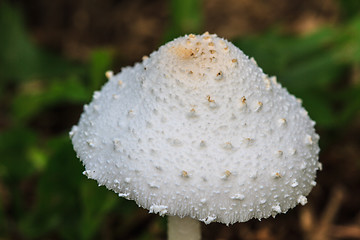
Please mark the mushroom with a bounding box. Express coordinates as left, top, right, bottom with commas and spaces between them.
70, 33, 321, 240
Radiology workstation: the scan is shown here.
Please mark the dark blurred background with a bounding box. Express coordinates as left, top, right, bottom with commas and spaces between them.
0, 0, 360, 239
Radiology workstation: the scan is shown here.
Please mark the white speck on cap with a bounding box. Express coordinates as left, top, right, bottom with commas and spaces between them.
297, 195, 308, 206
149, 205, 168, 216
71, 33, 321, 225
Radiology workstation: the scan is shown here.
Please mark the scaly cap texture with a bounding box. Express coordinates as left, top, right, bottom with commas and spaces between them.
70, 33, 321, 225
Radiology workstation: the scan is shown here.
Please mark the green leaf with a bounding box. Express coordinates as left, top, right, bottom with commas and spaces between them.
11, 76, 90, 124
339, 0, 360, 20
79, 181, 118, 240
337, 85, 360, 126
0, 128, 38, 180
27, 146, 48, 171
234, 29, 342, 91
89, 50, 113, 92
297, 89, 337, 128
18, 136, 84, 239
165, 0, 203, 41
280, 51, 343, 91
0, 1, 40, 83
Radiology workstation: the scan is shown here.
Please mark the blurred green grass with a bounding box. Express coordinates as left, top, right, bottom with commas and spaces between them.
0, 0, 360, 239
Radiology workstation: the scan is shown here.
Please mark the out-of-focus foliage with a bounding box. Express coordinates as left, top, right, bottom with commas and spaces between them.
0, 2, 143, 239
165, 0, 204, 41
234, 20, 360, 131
0, 0, 359, 239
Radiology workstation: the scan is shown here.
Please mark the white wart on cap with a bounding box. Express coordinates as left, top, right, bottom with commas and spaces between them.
70, 33, 321, 225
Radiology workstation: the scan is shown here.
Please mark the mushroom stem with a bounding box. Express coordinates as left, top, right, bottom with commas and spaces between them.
168, 216, 201, 240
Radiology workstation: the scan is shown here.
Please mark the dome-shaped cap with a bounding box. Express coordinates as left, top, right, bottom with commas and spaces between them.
70, 33, 321, 225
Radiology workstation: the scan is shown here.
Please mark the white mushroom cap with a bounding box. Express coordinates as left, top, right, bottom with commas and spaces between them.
70, 33, 321, 225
